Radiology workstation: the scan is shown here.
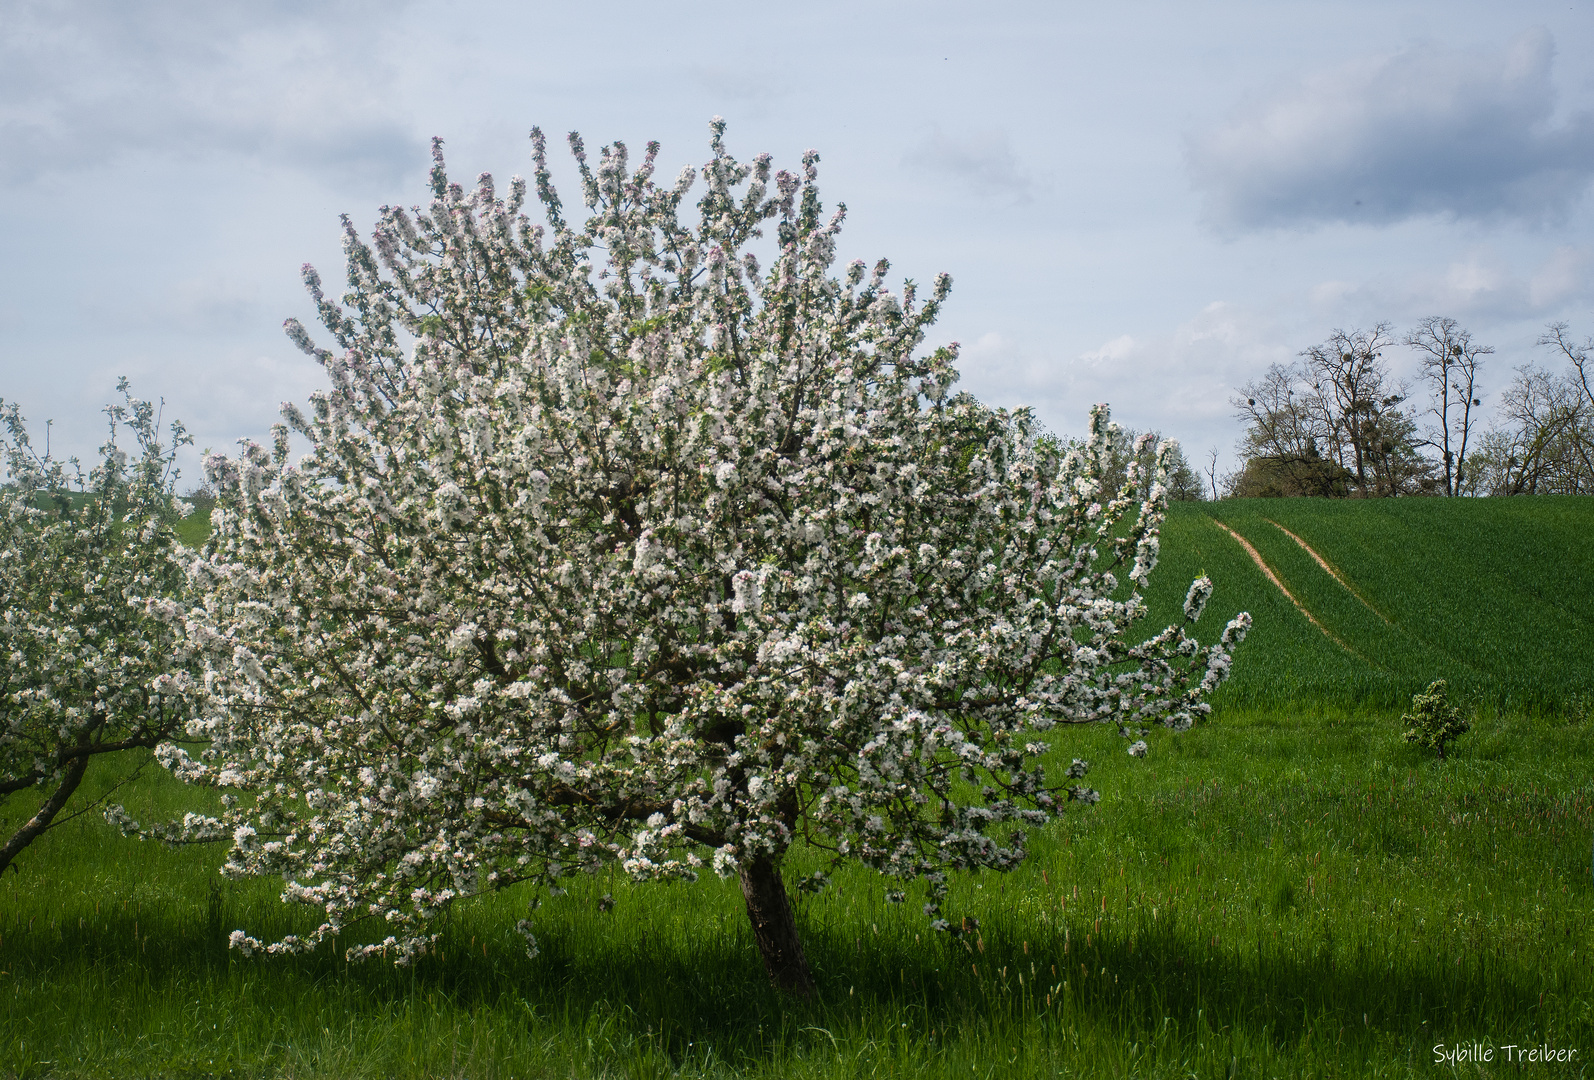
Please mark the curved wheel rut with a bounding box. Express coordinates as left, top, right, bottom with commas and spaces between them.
1263, 518, 1391, 624
1210, 518, 1369, 661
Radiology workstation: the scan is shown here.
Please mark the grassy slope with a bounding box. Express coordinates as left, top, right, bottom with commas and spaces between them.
3, 497, 1590, 1078
172, 507, 212, 548
1144, 497, 1593, 712
4, 711, 1591, 1078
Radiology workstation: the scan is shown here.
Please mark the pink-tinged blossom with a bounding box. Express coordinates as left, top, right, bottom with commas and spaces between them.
169, 120, 1250, 991
0, 387, 206, 876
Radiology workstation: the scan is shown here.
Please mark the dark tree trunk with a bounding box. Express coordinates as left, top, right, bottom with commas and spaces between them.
738, 853, 814, 997
0, 752, 88, 877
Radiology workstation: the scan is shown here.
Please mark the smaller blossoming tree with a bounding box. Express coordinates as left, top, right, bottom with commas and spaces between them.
0, 385, 203, 876
158, 122, 1249, 995
1401, 679, 1469, 760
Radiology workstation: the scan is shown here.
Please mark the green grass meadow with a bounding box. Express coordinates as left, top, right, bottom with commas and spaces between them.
3, 497, 1592, 1078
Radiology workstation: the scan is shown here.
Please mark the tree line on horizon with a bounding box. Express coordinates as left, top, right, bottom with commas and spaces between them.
1223, 317, 1594, 499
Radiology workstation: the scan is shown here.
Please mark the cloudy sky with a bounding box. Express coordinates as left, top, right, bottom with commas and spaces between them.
4, 0, 1593, 485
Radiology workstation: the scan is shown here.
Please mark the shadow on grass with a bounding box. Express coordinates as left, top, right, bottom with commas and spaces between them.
4, 896, 1557, 1065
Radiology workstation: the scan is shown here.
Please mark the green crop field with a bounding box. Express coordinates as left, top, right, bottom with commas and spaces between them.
1145, 496, 1593, 714
3, 497, 1591, 1079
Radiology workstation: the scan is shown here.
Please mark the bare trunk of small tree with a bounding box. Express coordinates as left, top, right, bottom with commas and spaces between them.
738, 853, 814, 997
0, 752, 88, 877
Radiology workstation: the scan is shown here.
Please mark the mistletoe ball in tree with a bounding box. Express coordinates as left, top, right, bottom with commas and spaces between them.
166, 120, 1249, 994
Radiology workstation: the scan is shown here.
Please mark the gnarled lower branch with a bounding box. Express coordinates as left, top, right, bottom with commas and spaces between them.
0, 751, 89, 876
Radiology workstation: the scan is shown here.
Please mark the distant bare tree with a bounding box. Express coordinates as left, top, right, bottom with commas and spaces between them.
1405, 317, 1489, 496
1539, 323, 1594, 450
1465, 324, 1594, 496
1298, 324, 1422, 497
1465, 364, 1589, 496
1232, 324, 1429, 497
1231, 363, 1344, 496
1205, 446, 1220, 501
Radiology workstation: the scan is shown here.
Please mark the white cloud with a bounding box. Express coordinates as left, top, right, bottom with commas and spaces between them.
904, 126, 1036, 203
956, 302, 1293, 457
689, 66, 788, 114
1186, 28, 1594, 231
1058, 303, 1291, 419
1079, 334, 1137, 366
1306, 245, 1594, 322
1528, 246, 1592, 308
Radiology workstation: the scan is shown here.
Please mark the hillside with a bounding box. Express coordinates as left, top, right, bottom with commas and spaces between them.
1144, 496, 1592, 712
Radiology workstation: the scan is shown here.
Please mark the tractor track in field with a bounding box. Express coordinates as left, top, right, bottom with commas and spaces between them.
1210, 518, 1371, 662
1263, 518, 1392, 624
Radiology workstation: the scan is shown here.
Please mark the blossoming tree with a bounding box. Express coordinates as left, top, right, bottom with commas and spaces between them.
0, 386, 201, 876
162, 121, 1249, 994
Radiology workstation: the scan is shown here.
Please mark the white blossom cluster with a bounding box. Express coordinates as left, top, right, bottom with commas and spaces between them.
0, 385, 204, 874
165, 121, 1250, 962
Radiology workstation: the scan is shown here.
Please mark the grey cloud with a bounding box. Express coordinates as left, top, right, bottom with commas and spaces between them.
0, 0, 424, 187
1310, 244, 1594, 323
1186, 28, 1594, 231
904, 126, 1035, 203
